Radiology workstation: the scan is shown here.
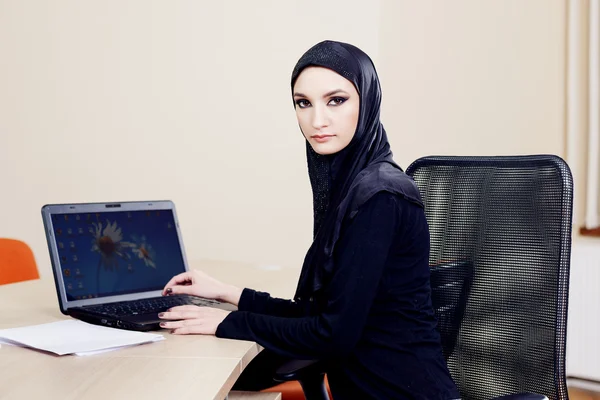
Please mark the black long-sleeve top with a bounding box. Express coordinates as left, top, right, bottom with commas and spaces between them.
216, 192, 460, 400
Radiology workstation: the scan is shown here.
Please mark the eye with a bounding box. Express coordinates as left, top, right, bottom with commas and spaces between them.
295, 99, 311, 109
328, 97, 348, 106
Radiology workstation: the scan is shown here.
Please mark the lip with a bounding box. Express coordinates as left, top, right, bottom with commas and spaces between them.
311, 134, 335, 143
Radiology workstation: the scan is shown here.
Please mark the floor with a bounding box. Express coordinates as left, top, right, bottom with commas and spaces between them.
569, 387, 600, 400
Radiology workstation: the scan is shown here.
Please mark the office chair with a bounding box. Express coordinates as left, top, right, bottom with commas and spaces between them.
275, 155, 572, 400
0, 238, 40, 285
406, 155, 572, 399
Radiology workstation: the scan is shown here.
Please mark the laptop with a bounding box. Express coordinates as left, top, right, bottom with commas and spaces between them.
41, 200, 234, 331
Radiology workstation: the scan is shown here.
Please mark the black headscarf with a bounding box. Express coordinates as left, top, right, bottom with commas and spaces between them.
291, 40, 423, 303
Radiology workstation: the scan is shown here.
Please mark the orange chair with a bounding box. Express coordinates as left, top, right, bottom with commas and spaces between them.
262, 377, 332, 400
0, 239, 40, 285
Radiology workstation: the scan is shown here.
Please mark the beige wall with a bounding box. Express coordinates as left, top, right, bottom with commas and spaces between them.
378, 0, 566, 168
0, 0, 568, 278
567, 0, 592, 231
0, 0, 381, 276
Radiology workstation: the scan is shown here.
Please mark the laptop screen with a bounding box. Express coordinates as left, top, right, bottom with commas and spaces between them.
50, 209, 186, 301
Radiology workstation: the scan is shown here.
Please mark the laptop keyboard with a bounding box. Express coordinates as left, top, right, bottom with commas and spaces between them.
84, 295, 221, 317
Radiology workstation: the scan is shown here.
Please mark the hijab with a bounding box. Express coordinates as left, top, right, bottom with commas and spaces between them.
291, 40, 423, 303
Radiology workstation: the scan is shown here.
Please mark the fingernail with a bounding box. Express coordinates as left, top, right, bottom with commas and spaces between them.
158, 313, 164, 318
166, 288, 172, 294
160, 322, 166, 327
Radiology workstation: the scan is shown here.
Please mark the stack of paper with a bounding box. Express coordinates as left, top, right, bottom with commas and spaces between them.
0, 320, 164, 356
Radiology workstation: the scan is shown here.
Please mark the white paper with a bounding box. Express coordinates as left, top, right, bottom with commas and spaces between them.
0, 320, 164, 356
0, 337, 163, 356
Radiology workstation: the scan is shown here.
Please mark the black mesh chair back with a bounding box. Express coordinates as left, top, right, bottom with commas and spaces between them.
406, 155, 572, 400
430, 260, 474, 360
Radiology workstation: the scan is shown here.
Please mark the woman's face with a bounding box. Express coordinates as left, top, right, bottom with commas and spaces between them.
293, 67, 359, 155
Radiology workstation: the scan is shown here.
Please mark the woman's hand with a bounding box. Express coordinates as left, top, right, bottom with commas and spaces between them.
162, 269, 243, 306
158, 305, 231, 335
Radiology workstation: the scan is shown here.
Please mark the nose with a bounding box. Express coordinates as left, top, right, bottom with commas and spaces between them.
311, 104, 329, 130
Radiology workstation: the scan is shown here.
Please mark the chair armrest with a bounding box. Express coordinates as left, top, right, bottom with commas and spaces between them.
273, 359, 326, 382
492, 393, 548, 400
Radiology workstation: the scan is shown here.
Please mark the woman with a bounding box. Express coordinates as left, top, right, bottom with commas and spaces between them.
159, 40, 460, 400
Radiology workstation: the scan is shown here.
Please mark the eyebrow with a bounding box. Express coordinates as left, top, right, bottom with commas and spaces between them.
293, 89, 350, 98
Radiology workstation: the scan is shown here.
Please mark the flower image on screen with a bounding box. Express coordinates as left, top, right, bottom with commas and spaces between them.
51, 209, 186, 301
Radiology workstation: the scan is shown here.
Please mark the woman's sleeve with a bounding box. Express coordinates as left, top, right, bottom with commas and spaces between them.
235, 288, 304, 318
216, 192, 404, 359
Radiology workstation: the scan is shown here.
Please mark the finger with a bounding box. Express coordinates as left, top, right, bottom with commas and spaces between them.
166, 285, 198, 296
172, 325, 210, 335
165, 272, 192, 287
162, 272, 193, 295
158, 310, 200, 320
159, 318, 202, 329
167, 305, 201, 312
159, 320, 186, 329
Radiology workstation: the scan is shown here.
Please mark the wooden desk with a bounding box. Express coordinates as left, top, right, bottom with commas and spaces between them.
0, 260, 299, 400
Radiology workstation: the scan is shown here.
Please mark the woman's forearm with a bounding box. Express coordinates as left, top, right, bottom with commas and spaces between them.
219, 284, 244, 307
